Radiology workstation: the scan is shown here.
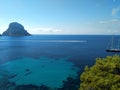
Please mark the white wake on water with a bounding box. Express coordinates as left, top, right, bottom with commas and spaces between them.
0, 40, 87, 42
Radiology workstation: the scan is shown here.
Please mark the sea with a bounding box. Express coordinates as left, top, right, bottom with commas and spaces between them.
0, 35, 120, 90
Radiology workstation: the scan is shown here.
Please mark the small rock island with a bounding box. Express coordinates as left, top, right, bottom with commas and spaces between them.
2, 22, 31, 36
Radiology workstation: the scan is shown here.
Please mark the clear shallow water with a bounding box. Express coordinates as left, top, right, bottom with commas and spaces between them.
1, 57, 78, 88
0, 35, 120, 89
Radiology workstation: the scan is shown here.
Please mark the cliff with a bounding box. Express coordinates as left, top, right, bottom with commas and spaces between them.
2, 22, 31, 36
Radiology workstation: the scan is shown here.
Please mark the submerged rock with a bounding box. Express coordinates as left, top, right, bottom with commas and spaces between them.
2, 22, 31, 36
14, 84, 51, 90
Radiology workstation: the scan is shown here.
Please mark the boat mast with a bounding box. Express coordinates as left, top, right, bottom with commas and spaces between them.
118, 40, 120, 49
111, 35, 114, 49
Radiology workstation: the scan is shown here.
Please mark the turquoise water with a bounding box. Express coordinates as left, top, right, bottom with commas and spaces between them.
0, 35, 120, 89
1, 57, 79, 88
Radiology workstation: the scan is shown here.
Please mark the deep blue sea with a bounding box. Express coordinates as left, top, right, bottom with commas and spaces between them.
0, 35, 120, 89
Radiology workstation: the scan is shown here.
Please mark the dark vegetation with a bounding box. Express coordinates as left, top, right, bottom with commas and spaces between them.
79, 55, 120, 90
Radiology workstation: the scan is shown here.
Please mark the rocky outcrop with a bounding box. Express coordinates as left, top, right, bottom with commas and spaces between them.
2, 22, 31, 36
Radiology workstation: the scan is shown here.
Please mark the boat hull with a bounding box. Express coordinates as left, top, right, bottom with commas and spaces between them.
106, 49, 120, 52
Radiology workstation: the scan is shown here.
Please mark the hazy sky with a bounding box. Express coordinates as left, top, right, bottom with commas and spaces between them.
0, 0, 120, 34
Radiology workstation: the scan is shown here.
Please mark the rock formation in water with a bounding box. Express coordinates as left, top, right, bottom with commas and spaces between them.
2, 22, 31, 36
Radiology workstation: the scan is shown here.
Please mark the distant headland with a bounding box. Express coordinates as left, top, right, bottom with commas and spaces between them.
2, 22, 31, 36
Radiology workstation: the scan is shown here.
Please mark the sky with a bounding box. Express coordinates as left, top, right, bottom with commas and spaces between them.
0, 0, 120, 35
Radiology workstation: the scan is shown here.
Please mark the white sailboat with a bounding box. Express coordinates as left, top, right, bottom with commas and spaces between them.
106, 35, 120, 52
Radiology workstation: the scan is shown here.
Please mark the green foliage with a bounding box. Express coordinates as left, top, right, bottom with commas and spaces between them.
79, 55, 120, 90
